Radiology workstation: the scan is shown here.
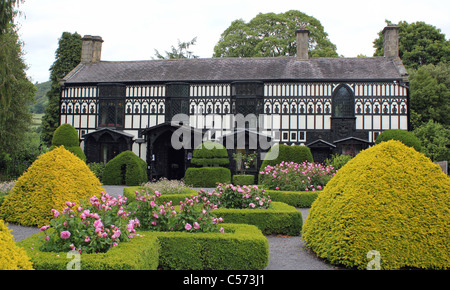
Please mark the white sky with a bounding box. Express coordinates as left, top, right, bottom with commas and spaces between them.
16, 0, 450, 83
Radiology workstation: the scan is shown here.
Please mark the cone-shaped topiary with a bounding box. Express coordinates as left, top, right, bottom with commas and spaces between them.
50, 124, 86, 161
190, 141, 230, 167
302, 140, 450, 270
0, 146, 104, 227
0, 219, 33, 270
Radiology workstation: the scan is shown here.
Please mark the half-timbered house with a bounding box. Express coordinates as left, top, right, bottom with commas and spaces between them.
60, 26, 409, 180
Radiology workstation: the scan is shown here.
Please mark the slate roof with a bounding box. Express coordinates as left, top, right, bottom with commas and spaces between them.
62, 56, 408, 84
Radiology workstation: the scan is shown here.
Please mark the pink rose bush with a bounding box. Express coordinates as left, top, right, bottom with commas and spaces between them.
40, 192, 140, 254
259, 161, 336, 192
200, 184, 271, 209
130, 190, 225, 233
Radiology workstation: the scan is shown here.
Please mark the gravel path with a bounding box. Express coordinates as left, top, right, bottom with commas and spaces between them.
8, 185, 340, 270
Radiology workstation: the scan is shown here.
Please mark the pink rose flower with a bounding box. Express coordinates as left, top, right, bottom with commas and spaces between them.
193, 222, 200, 230
60, 231, 71, 239
185, 223, 192, 231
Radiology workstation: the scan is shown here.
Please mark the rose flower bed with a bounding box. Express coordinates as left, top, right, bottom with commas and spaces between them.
18, 190, 268, 270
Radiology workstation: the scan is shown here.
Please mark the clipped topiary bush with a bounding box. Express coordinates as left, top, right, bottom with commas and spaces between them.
232, 174, 255, 186
102, 151, 148, 186
0, 146, 104, 227
375, 129, 422, 152
0, 219, 34, 270
50, 124, 86, 162
190, 141, 229, 167
302, 140, 450, 270
184, 167, 231, 187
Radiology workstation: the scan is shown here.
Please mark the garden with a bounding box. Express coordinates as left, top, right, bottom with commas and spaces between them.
0, 125, 449, 270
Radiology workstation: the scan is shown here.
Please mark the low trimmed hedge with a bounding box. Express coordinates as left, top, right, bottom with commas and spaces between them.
184, 167, 231, 187
232, 174, 255, 186
265, 189, 319, 208
215, 202, 302, 236
17, 231, 160, 270
157, 224, 268, 270
18, 224, 268, 270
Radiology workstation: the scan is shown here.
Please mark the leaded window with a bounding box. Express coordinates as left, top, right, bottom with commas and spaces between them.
98, 83, 126, 128
332, 85, 354, 118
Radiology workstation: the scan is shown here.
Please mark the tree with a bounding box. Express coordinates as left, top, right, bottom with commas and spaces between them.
41, 32, 82, 146
153, 37, 199, 59
0, 0, 23, 35
373, 21, 450, 69
413, 120, 450, 162
213, 10, 338, 58
409, 62, 450, 129
0, 25, 36, 179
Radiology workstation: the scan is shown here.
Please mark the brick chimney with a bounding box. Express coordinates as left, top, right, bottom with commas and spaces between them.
81, 35, 103, 64
382, 26, 399, 58
296, 28, 309, 60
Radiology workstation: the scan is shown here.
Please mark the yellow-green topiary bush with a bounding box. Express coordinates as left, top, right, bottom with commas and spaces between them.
302, 140, 450, 270
0, 146, 104, 227
0, 219, 33, 270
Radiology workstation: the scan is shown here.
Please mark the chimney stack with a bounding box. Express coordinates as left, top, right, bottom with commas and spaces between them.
81, 35, 103, 64
382, 26, 399, 58
296, 28, 309, 60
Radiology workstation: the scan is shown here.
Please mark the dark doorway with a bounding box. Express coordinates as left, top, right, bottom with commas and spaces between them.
152, 131, 185, 180
83, 128, 134, 164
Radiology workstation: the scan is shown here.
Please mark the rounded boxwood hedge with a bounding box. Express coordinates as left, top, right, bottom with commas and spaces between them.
232, 174, 255, 186
102, 151, 148, 186
50, 124, 86, 162
302, 140, 450, 270
184, 167, 231, 187
375, 129, 422, 152
0, 147, 104, 226
190, 141, 229, 167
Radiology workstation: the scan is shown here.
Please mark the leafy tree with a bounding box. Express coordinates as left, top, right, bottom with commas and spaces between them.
373, 21, 450, 69
0, 25, 37, 179
413, 120, 450, 162
0, 0, 23, 35
409, 62, 449, 129
153, 37, 199, 59
213, 10, 338, 58
41, 32, 82, 146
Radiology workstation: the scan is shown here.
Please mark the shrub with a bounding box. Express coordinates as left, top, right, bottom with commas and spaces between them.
0, 147, 104, 226
184, 167, 231, 187
123, 186, 197, 204
18, 230, 160, 270
260, 161, 335, 191
190, 141, 229, 167
141, 178, 193, 195
156, 224, 268, 270
324, 154, 353, 170
39, 192, 140, 254
0, 219, 34, 270
214, 202, 303, 236
102, 151, 148, 186
260, 144, 313, 172
413, 120, 450, 162
302, 140, 450, 270
88, 162, 106, 182
232, 174, 255, 186
20, 224, 267, 270
201, 184, 271, 209
375, 129, 422, 152
265, 189, 318, 208
50, 124, 86, 162
129, 190, 224, 233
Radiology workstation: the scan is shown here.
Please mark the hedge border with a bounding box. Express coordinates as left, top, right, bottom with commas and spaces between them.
17, 224, 268, 270
215, 202, 303, 236
124, 187, 303, 235
265, 189, 319, 208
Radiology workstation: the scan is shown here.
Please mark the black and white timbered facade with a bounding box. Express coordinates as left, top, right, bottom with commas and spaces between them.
60, 26, 409, 180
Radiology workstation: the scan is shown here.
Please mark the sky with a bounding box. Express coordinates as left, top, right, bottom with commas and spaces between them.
15, 0, 450, 83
